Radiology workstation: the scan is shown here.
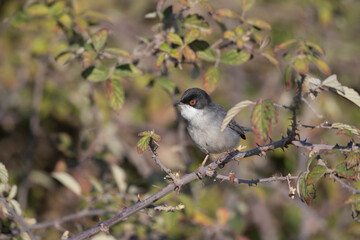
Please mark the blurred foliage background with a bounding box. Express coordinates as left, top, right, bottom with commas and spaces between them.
0, 0, 360, 239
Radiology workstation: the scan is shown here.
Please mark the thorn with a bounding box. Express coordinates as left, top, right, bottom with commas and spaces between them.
347, 141, 353, 148
137, 193, 142, 203
269, 137, 273, 143
229, 172, 235, 184
304, 138, 307, 142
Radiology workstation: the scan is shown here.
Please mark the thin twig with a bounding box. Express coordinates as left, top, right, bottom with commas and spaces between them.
148, 141, 179, 184
329, 174, 360, 194
301, 97, 324, 119
0, 197, 37, 240
29, 209, 117, 230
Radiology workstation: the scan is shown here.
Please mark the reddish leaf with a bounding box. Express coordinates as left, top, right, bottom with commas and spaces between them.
312, 57, 331, 75
183, 45, 196, 61
156, 52, 166, 68
251, 99, 277, 144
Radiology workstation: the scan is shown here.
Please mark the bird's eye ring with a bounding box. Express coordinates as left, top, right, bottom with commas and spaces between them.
189, 99, 196, 106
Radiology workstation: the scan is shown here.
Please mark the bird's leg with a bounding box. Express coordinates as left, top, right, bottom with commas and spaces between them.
201, 154, 209, 167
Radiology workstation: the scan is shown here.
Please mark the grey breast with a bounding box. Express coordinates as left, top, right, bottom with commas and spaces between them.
187, 103, 240, 154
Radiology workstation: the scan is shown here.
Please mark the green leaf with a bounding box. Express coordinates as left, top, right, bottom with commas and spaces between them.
167, 33, 183, 46
183, 46, 196, 61
274, 39, 297, 52
299, 174, 311, 205
184, 28, 200, 45
137, 136, 150, 154
169, 48, 181, 60
82, 66, 110, 82
197, 48, 216, 62
157, 77, 176, 94
346, 152, 360, 169
284, 65, 292, 90
156, 52, 166, 68
159, 43, 171, 52
305, 153, 320, 171
52, 172, 82, 196
203, 67, 220, 94
92, 29, 108, 51
48, 1, 65, 17
322, 74, 344, 93
221, 100, 254, 132
184, 14, 210, 30
26, 4, 49, 16
216, 9, 239, 18
312, 57, 331, 75
306, 165, 327, 185
220, 49, 251, 65
107, 78, 124, 110
293, 56, 309, 74
305, 40, 325, 55
251, 99, 277, 144
0, 162, 8, 183
247, 18, 271, 30
113, 64, 142, 79
58, 13, 72, 29
335, 162, 358, 179
110, 164, 127, 193
104, 48, 131, 58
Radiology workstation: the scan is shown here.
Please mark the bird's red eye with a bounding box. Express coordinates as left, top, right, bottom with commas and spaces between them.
189, 99, 196, 106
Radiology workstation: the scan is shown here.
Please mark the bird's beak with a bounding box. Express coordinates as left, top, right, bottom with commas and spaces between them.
173, 102, 181, 107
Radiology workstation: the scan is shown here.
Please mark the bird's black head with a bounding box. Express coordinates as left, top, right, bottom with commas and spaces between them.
179, 88, 213, 109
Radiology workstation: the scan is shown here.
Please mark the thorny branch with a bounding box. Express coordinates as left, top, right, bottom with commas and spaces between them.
66, 137, 360, 240
64, 76, 360, 240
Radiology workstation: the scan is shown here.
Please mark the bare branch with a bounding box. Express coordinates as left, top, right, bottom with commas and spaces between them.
148, 140, 179, 184
29, 209, 117, 230
292, 140, 359, 153
328, 173, 360, 194
205, 172, 298, 186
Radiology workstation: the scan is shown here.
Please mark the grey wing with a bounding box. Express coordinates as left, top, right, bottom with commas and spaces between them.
228, 120, 246, 140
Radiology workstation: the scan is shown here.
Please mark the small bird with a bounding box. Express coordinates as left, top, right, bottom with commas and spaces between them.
174, 88, 247, 155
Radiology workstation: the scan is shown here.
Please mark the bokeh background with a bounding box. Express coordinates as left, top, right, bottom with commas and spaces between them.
1, 0, 360, 239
